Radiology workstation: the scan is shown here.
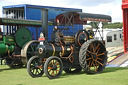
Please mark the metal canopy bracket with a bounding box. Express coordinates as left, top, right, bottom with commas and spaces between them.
56, 12, 111, 26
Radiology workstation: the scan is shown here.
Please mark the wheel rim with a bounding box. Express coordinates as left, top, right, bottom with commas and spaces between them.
85, 40, 107, 74
28, 56, 43, 77
44, 56, 63, 79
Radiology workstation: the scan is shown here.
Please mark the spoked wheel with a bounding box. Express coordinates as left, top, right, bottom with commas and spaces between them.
64, 67, 82, 73
44, 56, 63, 79
27, 56, 44, 78
75, 30, 89, 47
79, 39, 107, 74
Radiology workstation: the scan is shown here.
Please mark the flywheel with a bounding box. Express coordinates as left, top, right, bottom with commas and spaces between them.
75, 30, 89, 47
15, 27, 32, 47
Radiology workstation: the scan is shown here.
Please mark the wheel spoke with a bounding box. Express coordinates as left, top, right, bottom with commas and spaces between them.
86, 58, 92, 61
92, 61, 97, 72
95, 61, 98, 71
91, 44, 95, 52
97, 57, 102, 61
86, 53, 89, 56
94, 44, 100, 52
48, 64, 51, 67
96, 48, 100, 54
53, 60, 55, 64
56, 69, 58, 74
89, 61, 93, 69
51, 60, 54, 65
57, 66, 60, 68
48, 69, 52, 73
48, 67, 53, 69
94, 60, 103, 66
52, 70, 55, 76
88, 60, 91, 68
87, 50, 92, 54
38, 66, 43, 68
97, 53, 105, 57
38, 68, 42, 72
30, 45, 35, 52
36, 69, 38, 74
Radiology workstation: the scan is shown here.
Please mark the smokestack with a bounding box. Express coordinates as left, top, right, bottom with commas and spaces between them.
41, 9, 48, 41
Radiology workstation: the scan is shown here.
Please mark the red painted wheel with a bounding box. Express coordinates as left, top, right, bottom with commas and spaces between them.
79, 39, 107, 74
44, 56, 63, 79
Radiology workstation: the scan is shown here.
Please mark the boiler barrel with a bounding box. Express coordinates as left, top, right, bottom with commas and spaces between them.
38, 43, 72, 58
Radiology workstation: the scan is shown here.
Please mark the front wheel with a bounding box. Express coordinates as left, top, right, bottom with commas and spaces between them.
27, 56, 44, 78
44, 56, 63, 79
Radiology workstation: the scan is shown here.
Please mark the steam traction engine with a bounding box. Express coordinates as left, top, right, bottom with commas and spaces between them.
27, 12, 111, 79
0, 18, 44, 68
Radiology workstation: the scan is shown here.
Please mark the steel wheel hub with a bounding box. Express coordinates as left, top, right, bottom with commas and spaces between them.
92, 53, 97, 60
53, 65, 57, 70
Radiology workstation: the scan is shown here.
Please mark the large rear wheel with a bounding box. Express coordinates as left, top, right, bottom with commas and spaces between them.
79, 39, 107, 74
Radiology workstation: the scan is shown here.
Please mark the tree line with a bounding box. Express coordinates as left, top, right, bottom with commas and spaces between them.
87, 22, 123, 29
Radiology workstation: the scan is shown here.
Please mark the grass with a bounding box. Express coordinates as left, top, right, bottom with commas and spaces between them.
0, 65, 128, 85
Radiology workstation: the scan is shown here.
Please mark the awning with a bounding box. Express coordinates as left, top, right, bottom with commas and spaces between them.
56, 12, 112, 25
0, 18, 53, 27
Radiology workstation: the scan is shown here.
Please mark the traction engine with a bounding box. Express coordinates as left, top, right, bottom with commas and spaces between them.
27, 11, 111, 79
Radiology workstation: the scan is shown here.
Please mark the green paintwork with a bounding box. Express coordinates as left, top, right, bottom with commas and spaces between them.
0, 44, 15, 55
0, 36, 15, 55
0, 18, 53, 26
3, 36, 15, 45
15, 27, 32, 47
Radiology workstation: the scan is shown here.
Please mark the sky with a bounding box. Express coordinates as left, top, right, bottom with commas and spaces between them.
0, 0, 122, 22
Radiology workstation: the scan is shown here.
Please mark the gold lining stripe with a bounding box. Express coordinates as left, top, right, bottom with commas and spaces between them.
61, 45, 64, 56
6, 45, 8, 52
51, 43, 55, 56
